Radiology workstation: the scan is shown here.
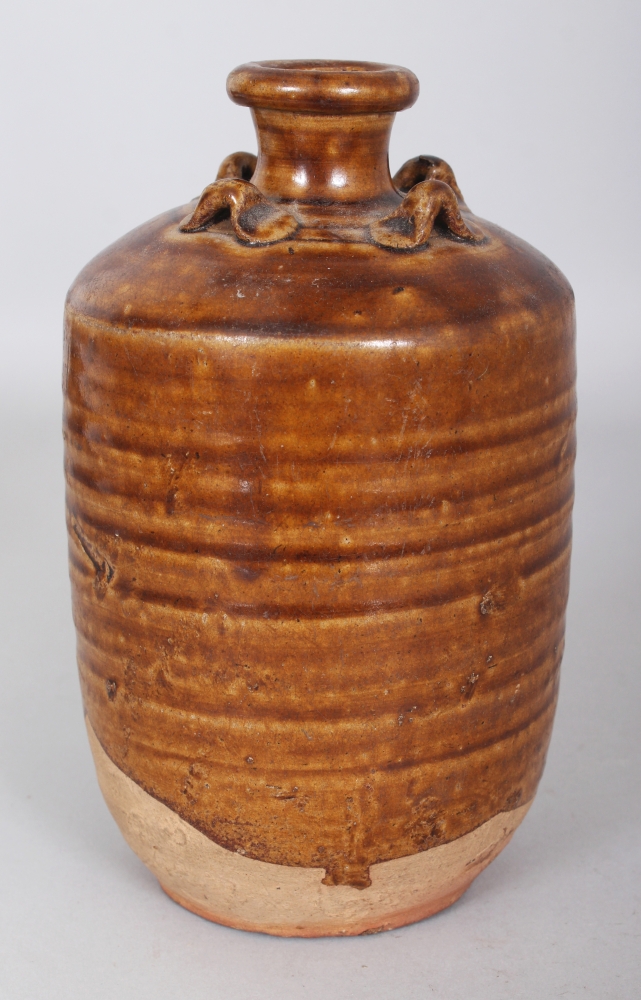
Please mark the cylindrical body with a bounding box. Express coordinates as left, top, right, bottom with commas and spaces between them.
64, 61, 575, 936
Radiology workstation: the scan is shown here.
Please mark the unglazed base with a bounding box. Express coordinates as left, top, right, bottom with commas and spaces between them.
87, 719, 531, 937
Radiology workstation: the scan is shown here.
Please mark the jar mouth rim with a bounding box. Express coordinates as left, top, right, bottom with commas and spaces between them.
227, 60, 419, 115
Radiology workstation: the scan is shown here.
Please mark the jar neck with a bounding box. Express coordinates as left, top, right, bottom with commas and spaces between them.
250, 109, 398, 204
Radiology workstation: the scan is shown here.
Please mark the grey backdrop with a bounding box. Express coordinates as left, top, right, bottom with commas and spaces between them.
1, 1, 639, 997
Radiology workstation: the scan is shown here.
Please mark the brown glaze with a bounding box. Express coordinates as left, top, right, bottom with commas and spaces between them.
392, 155, 466, 201
226, 60, 419, 114
64, 60, 576, 928
87, 715, 531, 937
370, 178, 483, 248
180, 178, 298, 245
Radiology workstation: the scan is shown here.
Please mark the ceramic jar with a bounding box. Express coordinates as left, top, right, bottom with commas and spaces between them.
64, 60, 576, 936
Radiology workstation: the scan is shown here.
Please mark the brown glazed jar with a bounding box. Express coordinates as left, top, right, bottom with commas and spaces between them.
64, 60, 576, 936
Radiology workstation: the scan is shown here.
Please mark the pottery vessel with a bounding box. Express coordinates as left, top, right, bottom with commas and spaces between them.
64, 60, 576, 936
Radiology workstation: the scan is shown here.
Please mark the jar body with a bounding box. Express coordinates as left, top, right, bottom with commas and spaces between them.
64, 62, 575, 936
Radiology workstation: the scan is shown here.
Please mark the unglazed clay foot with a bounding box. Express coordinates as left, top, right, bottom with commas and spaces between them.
87, 718, 530, 938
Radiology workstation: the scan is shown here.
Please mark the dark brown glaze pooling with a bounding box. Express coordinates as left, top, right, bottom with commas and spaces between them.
64, 60, 576, 891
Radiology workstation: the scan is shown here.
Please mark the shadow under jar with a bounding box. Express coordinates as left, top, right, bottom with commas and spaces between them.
64, 60, 576, 937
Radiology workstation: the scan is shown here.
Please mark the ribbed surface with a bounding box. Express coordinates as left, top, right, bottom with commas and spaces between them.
65, 209, 575, 888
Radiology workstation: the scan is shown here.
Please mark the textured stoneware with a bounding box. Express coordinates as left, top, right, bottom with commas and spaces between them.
64, 60, 576, 936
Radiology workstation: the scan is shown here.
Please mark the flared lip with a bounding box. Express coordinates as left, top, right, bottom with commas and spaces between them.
227, 60, 419, 114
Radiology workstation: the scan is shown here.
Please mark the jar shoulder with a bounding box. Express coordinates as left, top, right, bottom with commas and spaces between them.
66, 203, 574, 339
